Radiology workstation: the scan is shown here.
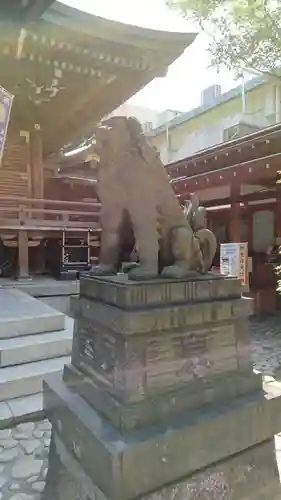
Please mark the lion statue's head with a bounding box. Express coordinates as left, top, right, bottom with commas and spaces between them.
94, 116, 157, 166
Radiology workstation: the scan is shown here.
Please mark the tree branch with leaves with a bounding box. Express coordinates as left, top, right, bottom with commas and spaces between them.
167, 0, 281, 75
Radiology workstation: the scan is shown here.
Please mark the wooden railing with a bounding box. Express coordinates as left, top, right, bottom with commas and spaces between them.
0, 196, 101, 231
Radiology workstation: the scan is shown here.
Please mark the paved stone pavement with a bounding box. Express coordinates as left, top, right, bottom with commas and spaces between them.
0, 421, 50, 500
250, 312, 281, 375
0, 314, 281, 499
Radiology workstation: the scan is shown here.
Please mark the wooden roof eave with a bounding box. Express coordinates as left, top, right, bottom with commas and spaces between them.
44, 68, 160, 156
173, 152, 280, 197
42, 2, 196, 53
53, 151, 280, 196
181, 188, 277, 207
0, 0, 54, 21
55, 174, 98, 186
0, 2, 196, 156
167, 122, 281, 179
46, 146, 98, 170
39, 2, 197, 154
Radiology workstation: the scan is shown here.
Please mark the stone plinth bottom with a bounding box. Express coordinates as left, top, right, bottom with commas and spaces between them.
42, 432, 281, 500
42, 373, 281, 500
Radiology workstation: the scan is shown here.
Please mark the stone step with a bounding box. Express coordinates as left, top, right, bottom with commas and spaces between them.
0, 312, 65, 339
0, 356, 70, 402
0, 288, 65, 339
70, 295, 80, 318
1, 393, 44, 427
0, 329, 73, 367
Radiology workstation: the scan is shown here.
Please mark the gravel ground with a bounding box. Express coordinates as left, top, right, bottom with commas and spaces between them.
0, 314, 281, 500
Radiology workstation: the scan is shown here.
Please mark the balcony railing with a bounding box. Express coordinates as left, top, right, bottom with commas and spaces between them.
0, 196, 101, 231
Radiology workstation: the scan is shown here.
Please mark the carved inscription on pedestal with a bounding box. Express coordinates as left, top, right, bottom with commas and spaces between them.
144, 323, 237, 393
72, 316, 248, 403
73, 319, 121, 390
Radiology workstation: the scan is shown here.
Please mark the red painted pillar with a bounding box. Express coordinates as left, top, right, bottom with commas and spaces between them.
275, 186, 281, 242
229, 185, 241, 243
229, 202, 241, 242
30, 124, 44, 201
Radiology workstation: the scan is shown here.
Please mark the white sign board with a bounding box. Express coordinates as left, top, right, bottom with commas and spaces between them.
0, 85, 14, 165
220, 243, 248, 287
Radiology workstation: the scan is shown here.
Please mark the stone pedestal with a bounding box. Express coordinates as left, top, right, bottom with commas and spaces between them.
42, 274, 281, 500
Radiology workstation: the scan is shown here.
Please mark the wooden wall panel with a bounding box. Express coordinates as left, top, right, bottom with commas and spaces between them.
0, 132, 30, 215
45, 178, 96, 202
30, 127, 44, 199
2, 132, 28, 172
0, 170, 29, 197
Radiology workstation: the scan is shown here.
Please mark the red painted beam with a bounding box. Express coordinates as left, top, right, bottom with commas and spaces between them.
166, 124, 281, 179
172, 152, 280, 197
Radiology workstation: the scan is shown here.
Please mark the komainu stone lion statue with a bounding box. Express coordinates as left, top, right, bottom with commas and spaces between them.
91, 116, 216, 280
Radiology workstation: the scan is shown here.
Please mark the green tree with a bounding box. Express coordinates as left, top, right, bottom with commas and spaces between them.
167, 0, 281, 75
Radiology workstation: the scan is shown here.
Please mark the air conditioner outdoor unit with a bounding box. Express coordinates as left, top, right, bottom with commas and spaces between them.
223, 122, 261, 142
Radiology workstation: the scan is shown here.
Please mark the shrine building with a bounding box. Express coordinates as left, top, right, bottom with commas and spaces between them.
0, 0, 195, 280
167, 123, 281, 314
1, 1, 280, 316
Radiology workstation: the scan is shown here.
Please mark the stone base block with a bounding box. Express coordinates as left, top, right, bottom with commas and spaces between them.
79, 274, 242, 309
43, 373, 281, 500
42, 275, 281, 500
42, 430, 281, 500
63, 363, 262, 432
70, 274, 254, 426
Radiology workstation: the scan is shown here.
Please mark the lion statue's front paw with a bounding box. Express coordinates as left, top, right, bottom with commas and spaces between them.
128, 266, 158, 281
90, 264, 117, 276
161, 265, 197, 279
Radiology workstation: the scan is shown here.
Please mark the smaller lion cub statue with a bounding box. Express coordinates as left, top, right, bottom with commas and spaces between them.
91, 116, 216, 281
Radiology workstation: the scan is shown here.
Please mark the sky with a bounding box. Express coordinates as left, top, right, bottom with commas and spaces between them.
60, 0, 237, 112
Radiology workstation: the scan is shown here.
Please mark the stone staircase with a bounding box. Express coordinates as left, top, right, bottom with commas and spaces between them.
0, 288, 73, 425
